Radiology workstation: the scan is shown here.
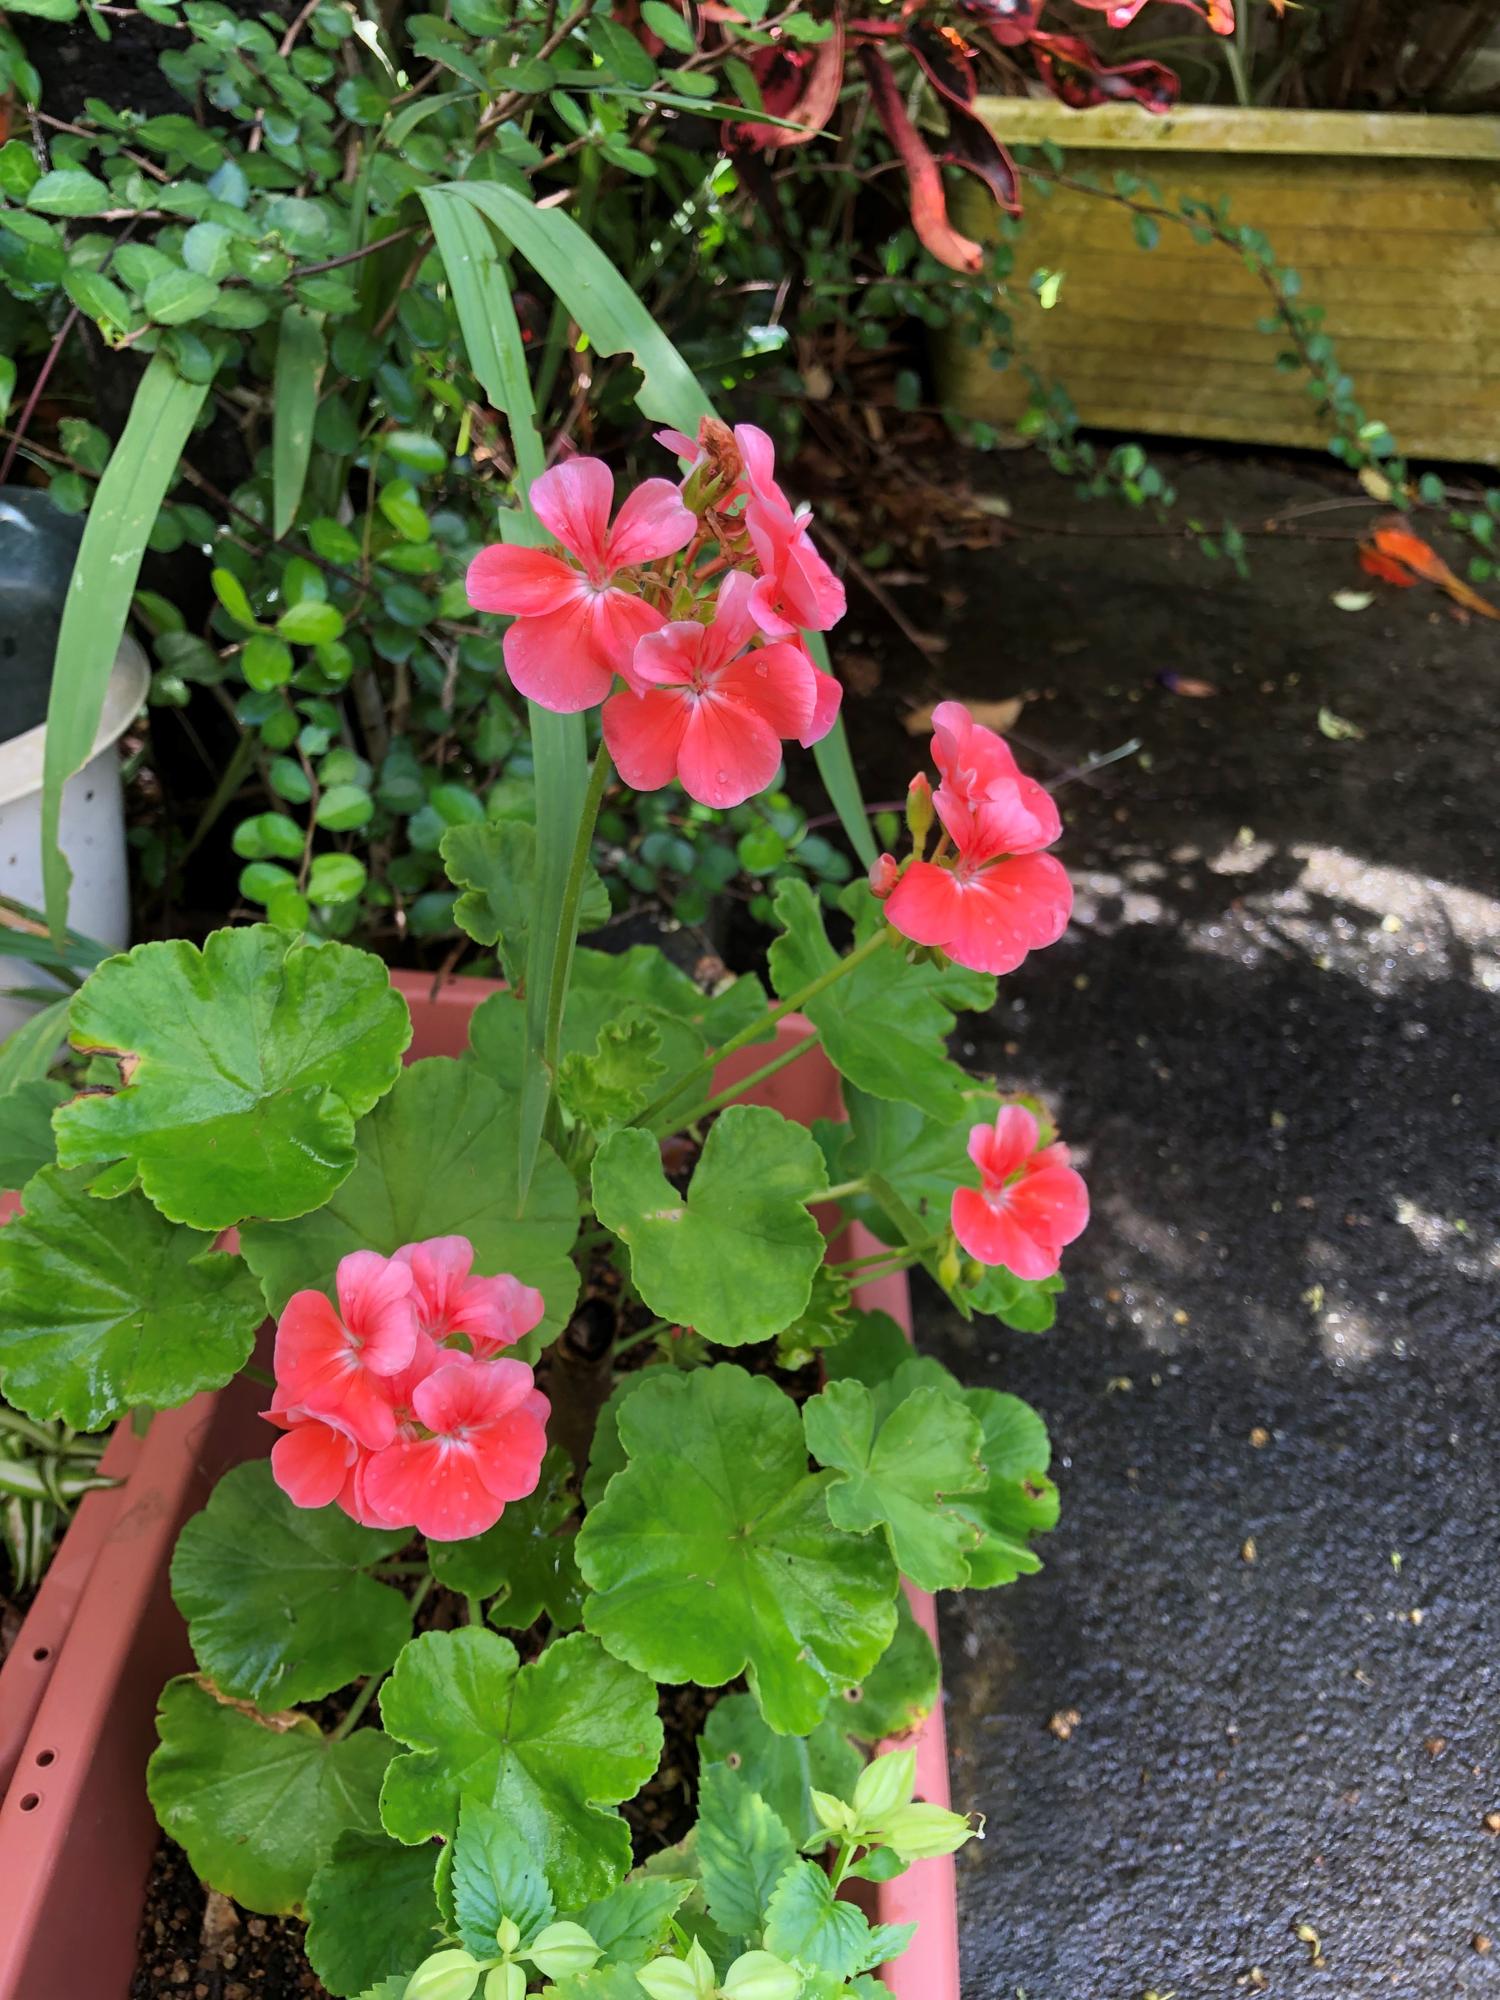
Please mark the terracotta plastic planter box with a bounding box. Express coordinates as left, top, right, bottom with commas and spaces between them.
938, 100, 1500, 464
0, 968, 960, 2000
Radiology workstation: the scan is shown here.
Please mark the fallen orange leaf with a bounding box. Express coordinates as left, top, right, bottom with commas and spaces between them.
903, 697, 1024, 736
1360, 519, 1500, 620
1358, 546, 1417, 588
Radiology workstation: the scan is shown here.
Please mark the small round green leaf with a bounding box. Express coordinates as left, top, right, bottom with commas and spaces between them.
277, 599, 346, 645
308, 853, 368, 904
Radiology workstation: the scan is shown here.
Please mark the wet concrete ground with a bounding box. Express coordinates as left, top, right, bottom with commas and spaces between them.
844, 450, 1500, 1998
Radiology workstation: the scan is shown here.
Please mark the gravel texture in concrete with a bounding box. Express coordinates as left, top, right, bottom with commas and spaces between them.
850, 450, 1500, 1999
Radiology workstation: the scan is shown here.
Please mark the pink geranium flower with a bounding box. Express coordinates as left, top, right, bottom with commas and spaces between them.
603, 571, 839, 809
272, 1251, 419, 1452
361, 1356, 550, 1541
735, 424, 846, 637
885, 701, 1071, 975
395, 1236, 546, 1359
951, 1105, 1089, 1279
466, 458, 694, 713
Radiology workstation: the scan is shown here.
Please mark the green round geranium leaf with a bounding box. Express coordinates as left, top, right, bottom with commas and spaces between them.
839, 1593, 941, 1744
378, 1628, 662, 1906
240, 1059, 579, 1346
591, 1106, 827, 1347
147, 1676, 395, 1915
171, 1460, 412, 1709
428, 1446, 585, 1631
54, 927, 411, 1229
577, 1366, 899, 1735
0, 1167, 264, 1428
803, 1378, 988, 1593
304, 1830, 444, 1997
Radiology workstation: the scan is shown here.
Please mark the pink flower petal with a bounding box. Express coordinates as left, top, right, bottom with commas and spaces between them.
457, 1274, 547, 1357
530, 459, 615, 574
270, 1417, 355, 1510
734, 423, 786, 508
603, 684, 690, 793
712, 641, 816, 742
503, 600, 619, 713
1011, 1156, 1090, 1250
628, 619, 702, 692
335, 1250, 418, 1376
590, 587, 668, 685
800, 665, 843, 747
884, 859, 965, 952
394, 1236, 474, 1333
969, 1104, 1040, 1185
466, 544, 582, 617
951, 1186, 1061, 1278
677, 694, 784, 809
605, 477, 696, 569
362, 1437, 507, 1541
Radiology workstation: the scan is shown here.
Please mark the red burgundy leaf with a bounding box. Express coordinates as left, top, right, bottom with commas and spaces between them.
955, 0, 1046, 47
859, 43, 986, 273
729, 14, 847, 151
1028, 30, 1180, 113
1070, 0, 1234, 34
907, 21, 1021, 214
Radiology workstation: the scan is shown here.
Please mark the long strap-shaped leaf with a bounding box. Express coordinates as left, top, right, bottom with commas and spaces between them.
423, 187, 588, 1194
271, 305, 326, 538
431, 181, 875, 865
42, 352, 210, 939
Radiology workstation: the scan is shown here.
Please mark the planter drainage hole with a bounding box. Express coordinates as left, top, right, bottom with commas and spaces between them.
34, 1749, 55, 1768
31, 1646, 49, 1662
18, 1794, 40, 1812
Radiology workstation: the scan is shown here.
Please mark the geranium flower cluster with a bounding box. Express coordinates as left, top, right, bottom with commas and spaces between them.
466, 421, 844, 810
265, 1237, 548, 1541
952, 1103, 1089, 1280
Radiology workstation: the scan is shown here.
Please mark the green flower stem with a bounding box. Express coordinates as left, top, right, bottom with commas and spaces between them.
542, 740, 613, 1116
830, 1837, 858, 1893
649, 1026, 823, 1137
829, 1233, 943, 1277
333, 1575, 432, 1740
819, 1178, 869, 1206
631, 919, 897, 1134
611, 1317, 671, 1359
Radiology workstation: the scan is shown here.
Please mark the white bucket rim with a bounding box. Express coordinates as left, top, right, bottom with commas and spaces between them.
0, 636, 151, 813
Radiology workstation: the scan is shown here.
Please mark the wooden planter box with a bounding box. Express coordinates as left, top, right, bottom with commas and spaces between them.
939, 102, 1500, 464
0, 971, 960, 2000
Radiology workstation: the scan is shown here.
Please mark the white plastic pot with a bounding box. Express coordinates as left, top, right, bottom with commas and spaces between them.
0, 637, 148, 1036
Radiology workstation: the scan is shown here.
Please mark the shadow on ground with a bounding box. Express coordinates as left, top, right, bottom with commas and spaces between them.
842, 448, 1500, 1998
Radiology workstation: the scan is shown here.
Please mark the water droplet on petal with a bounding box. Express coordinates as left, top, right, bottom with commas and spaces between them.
716, 770, 729, 785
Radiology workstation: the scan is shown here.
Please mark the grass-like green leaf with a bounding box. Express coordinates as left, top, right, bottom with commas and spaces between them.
43, 353, 209, 937
272, 304, 326, 537
0, 998, 70, 1093
422, 182, 585, 1195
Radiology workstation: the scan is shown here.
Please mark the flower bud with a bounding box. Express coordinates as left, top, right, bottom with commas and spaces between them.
868, 852, 899, 900
527, 1921, 602, 1979
906, 771, 934, 847
720, 1949, 803, 2000
877, 1801, 985, 1861
637, 1939, 718, 2000
405, 1949, 482, 2000
937, 1240, 963, 1291
853, 1748, 917, 1825
495, 1916, 521, 1957
482, 1964, 525, 2000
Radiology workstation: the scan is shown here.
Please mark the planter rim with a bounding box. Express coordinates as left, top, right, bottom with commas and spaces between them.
0, 635, 149, 813
0, 980, 961, 2000
976, 96, 1500, 159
